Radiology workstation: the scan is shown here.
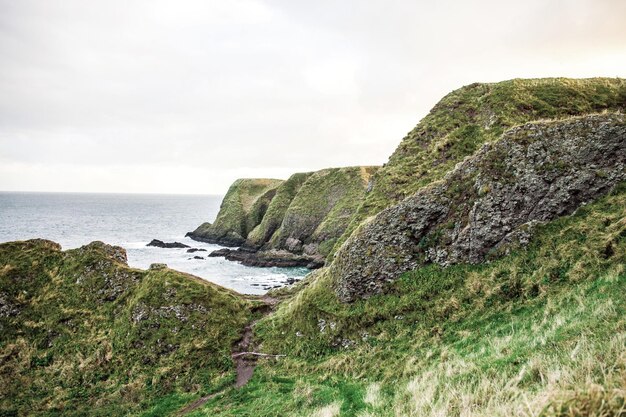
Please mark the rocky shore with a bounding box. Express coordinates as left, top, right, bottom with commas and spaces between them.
208, 246, 324, 269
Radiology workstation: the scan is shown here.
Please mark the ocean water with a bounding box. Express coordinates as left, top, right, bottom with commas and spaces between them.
0, 192, 308, 294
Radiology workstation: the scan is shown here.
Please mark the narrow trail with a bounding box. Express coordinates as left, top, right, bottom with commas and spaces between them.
177, 295, 279, 415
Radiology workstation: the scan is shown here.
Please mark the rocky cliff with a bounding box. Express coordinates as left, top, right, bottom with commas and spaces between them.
187, 178, 284, 246
190, 166, 378, 267
332, 113, 626, 301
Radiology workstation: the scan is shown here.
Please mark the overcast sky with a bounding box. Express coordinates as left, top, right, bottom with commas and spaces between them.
1, 0, 625, 194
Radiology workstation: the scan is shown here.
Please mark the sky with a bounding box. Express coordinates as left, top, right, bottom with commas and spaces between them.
1, 0, 625, 194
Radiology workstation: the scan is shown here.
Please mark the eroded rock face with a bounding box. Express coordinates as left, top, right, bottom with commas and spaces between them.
333, 114, 626, 301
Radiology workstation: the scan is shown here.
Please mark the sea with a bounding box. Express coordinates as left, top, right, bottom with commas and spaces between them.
0, 192, 309, 294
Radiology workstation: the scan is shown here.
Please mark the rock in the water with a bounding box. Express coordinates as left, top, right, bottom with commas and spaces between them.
209, 247, 323, 268
186, 248, 207, 253
147, 239, 190, 249
192, 256, 204, 260
209, 248, 231, 257
332, 114, 626, 302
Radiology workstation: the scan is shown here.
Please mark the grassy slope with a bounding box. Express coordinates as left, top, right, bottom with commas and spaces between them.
268, 167, 378, 257
191, 183, 626, 417
191, 178, 284, 243
0, 241, 253, 416
330, 78, 626, 257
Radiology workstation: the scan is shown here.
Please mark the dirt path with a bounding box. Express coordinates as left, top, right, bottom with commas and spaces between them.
232, 295, 278, 387
177, 295, 278, 415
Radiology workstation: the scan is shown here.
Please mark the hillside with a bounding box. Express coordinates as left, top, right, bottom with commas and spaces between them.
172, 78, 626, 416
0, 240, 254, 416
201, 181, 625, 416
334, 113, 626, 301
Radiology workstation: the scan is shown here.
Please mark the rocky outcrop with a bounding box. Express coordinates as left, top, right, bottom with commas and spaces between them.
147, 239, 189, 249
262, 167, 378, 259
186, 178, 284, 246
246, 172, 314, 247
333, 113, 626, 301
0, 239, 252, 416
329, 78, 626, 259
188, 167, 378, 268
208, 247, 324, 269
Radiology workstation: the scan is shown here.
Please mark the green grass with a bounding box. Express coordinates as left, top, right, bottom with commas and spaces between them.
0, 241, 253, 416
248, 172, 314, 247
3, 78, 626, 417
191, 183, 626, 416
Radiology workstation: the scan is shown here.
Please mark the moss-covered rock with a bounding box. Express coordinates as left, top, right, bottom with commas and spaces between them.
331, 78, 626, 256
187, 178, 284, 246
247, 172, 314, 247
0, 239, 252, 416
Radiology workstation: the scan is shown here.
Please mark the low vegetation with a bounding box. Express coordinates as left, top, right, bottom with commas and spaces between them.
2, 77, 625, 416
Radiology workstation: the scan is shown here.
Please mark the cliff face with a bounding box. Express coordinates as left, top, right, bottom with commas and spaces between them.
187, 178, 284, 246
189, 166, 378, 266
330, 78, 626, 257
333, 113, 626, 301
263, 166, 378, 258
0, 239, 251, 416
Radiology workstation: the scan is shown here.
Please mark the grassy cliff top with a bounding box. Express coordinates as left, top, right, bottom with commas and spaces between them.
0, 240, 252, 416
